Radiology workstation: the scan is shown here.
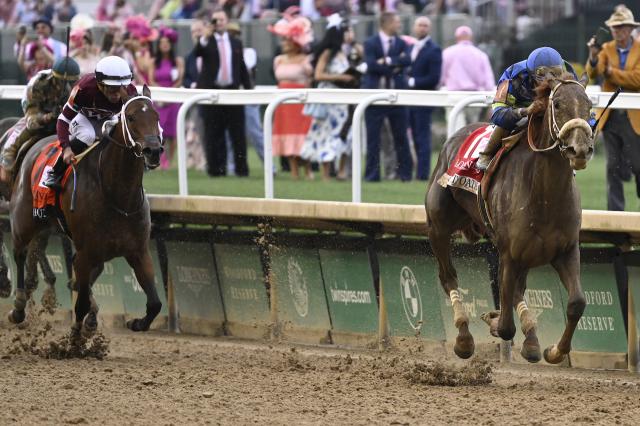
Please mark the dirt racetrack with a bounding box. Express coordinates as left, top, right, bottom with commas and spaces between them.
1, 316, 640, 426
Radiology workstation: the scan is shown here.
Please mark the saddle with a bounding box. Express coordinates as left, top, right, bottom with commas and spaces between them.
31, 141, 72, 219
437, 124, 524, 234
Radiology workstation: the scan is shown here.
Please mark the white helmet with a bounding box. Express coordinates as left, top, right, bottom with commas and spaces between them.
95, 56, 133, 86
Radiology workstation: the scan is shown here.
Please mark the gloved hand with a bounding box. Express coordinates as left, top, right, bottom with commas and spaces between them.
62, 146, 76, 165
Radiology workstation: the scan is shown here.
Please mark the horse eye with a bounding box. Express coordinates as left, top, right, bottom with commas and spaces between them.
127, 115, 135, 121
554, 101, 561, 109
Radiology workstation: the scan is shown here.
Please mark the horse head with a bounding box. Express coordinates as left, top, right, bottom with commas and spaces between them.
534, 73, 594, 170
119, 85, 164, 169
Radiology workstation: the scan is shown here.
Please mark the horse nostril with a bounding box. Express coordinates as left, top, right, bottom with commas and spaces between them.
588, 146, 594, 155
565, 146, 577, 157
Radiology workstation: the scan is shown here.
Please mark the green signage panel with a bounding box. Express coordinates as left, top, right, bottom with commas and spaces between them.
377, 253, 446, 341
629, 266, 640, 351
0, 233, 71, 311
569, 264, 626, 353
439, 255, 495, 344
115, 241, 169, 326
269, 247, 331, 333
319, 249, 378, 336
214, 243, 270, 326
165, 241, 225, 328
519, 266, 567, 355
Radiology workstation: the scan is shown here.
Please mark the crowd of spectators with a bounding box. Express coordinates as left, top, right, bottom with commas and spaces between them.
4, 2, 499, 179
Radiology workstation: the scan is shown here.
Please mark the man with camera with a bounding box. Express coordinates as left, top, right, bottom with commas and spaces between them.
586, 5, 640, 211
191, 9, 253, 177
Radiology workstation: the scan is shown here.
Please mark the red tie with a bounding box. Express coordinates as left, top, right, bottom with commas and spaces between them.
218, 37, 229, 84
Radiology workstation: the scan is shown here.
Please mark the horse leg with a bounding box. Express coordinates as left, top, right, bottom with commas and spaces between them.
496, 256, 519, 341
70, 252, 94, 340
36, 231, 57, 306
81, 263, 103, 336
7, 247, 27, 324
0, 230, 11, 298
429, 226, 475, 359
513, 271, 541, 363
125, 252, 161, 332
24, 238, 40, 300
544, 244, 585, 364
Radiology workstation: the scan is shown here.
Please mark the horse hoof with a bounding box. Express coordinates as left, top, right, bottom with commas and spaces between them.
454, 334, 475, 359
8, 309, 25, 324
520, 345, 542, 363
41, 286, 58, 315
126, 318, 150, 332
543, 345, 565, 364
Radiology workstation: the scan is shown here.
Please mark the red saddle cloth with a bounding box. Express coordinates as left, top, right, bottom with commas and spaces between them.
31, 140, 72, 219
437, 125, 494, 195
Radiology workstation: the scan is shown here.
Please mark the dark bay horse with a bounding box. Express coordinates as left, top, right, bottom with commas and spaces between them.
426, 74, 594, 364
0, 117, 56, 301
8, 86, 164, 338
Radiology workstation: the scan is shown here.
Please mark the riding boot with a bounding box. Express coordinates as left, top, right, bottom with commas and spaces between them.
476, 126, 507, 171
43, 154, 67, 191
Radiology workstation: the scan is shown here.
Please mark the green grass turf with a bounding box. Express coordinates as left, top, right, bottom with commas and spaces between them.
143, 148, 639, 211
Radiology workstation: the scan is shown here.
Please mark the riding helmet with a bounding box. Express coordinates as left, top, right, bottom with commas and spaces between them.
526, 47, 563, 73
52, 57, 81, 81
95, 56, 133, 86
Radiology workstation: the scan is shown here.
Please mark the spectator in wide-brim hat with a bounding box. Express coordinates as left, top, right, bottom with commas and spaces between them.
586, 5, 640, 211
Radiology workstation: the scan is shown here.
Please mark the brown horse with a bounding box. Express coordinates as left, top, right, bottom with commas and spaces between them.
7, 86, 164, 338
0, 117, 57, 301
426, 74, 594, 364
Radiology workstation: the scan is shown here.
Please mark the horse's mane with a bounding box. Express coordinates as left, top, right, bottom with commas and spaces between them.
528, 72, 577, 117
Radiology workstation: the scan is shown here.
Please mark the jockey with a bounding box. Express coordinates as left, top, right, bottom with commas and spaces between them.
44, 55, 138, 190
0, 57, 80, 182
476, 46, 576, 170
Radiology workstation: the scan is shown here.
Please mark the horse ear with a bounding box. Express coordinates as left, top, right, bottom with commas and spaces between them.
578, 72, 589, 88
142, 84, 151, 98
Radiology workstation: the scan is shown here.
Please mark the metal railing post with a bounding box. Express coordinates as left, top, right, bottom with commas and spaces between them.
447, 94, 493, 138
351, 92, 397, 203
262, 91, 307, 199
176, 92, 218, 196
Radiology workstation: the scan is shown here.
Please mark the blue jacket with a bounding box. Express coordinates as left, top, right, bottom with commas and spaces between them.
361, 34, 411, 90
183, 51, 200, 89
409, 38, 442, 91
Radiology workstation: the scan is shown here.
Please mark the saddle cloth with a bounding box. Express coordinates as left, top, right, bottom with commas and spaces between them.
31, 140, 72, 219
437, 125, 494, 195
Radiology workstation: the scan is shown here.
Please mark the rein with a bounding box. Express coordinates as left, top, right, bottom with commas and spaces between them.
527, 80, 593, 154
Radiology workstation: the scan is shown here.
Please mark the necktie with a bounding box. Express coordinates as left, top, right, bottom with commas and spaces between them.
386, 37, 394, 89
218, 36, 229, 85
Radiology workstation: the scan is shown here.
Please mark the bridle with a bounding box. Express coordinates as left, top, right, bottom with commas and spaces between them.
528, 79, 593, 154
106, 95, 162, 157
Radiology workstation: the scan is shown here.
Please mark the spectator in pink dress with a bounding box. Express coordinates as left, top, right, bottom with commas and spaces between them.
269, 16, 314, 179
440, 25, 495, 127
149, 27, 185, 170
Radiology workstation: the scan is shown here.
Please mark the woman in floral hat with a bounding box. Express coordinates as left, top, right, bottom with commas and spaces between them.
269, 16, 315, 180
149, 27, 184, 169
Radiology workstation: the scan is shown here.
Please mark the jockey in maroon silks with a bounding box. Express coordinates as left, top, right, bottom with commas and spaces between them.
44, 55, 138, 190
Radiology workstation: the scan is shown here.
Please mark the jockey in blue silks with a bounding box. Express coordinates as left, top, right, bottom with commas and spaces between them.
476, 46, 577, 170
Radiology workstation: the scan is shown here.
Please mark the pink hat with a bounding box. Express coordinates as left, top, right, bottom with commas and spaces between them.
268, 16, 313, 47
125, 15, 158, 43
455, 25, 473, 38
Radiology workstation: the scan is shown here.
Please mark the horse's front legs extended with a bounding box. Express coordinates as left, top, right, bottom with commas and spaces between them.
545, 244, 585, 364
125, 250, 161, 332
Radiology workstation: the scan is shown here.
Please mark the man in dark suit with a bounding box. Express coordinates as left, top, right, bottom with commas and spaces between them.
408, 16, 441, 180
192, 9, 253, 176
362, 12, 413, 182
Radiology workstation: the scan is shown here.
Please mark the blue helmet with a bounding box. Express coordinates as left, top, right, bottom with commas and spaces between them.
526, 47, 563, 72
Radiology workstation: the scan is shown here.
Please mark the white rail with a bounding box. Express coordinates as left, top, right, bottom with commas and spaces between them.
1, 86, 636, 199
